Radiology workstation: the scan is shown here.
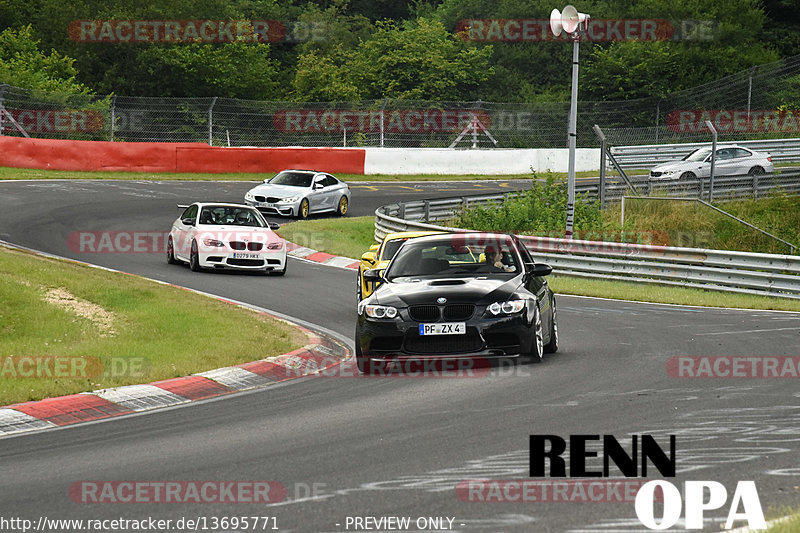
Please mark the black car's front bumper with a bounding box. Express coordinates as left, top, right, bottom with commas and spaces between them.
356, 307, 535, 361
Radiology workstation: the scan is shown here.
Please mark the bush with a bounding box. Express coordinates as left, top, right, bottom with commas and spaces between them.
452, 174, 604, 236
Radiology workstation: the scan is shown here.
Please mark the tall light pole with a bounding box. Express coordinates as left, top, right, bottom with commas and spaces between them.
550, 5, 590, 239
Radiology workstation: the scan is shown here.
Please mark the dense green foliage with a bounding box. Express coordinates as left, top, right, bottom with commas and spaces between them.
0, 0, 797, 102
452, 175, 605, 235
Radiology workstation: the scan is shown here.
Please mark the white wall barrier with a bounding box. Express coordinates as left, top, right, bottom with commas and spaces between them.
363, 148, 599, 175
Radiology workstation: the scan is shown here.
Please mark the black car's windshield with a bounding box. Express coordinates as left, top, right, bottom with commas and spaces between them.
386, 237, 519, 279
199, 206, 267, 227
269, 172, 313, 187
682, 149, 711, 162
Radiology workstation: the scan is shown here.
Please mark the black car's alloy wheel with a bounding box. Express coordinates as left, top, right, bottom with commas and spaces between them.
524, 306, 544, 364
543, 297, 558, 354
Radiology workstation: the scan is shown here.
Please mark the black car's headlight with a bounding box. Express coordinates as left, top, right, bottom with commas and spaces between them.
486, 300, 526, 316
358, 303, 398, 319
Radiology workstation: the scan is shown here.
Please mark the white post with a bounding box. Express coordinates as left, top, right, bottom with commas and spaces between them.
565, 36, 579, 239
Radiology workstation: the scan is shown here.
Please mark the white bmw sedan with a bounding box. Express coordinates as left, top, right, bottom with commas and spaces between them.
244, 169, 351, 219
649, 145, 774, 181
167, 203, 287, 275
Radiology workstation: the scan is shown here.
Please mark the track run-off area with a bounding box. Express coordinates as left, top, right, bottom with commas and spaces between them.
0, 179, 798, 533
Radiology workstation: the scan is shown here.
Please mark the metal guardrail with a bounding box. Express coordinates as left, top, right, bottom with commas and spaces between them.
611, 138, 800, 169
596, 170, 800, 203
374, 194, 800, 300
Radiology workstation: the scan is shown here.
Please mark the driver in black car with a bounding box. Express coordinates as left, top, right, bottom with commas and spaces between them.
483, 245, 515, 272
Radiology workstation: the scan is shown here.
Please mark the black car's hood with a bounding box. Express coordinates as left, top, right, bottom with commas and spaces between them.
373, 275, 523, 307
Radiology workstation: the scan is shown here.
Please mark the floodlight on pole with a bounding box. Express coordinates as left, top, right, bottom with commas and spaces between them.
550, 5, 589, 239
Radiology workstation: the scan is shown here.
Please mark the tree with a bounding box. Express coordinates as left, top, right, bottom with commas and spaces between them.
0, 25, 89, 96
292, 17, 494, 101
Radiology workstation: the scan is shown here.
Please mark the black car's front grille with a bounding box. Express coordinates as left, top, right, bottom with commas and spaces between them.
409, 305, 440, 321
229, 241, 263, 251
443, 304, 475, 320
409, 304, 475, 321
403, 327, 484, 355
227, 258, 265, 266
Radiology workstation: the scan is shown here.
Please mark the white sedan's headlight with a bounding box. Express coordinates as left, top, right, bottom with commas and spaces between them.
281, 196, 300, 203
203, 238, 225, 247
487, 300, 526, 316
359, 304, 398, 319
245, 192, 254, 200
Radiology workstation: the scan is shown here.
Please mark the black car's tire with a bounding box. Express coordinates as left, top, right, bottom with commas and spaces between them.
543, 296, 559, 354
748, 166, 765, 176
679, 171, 696, 180
337, 195, 349, 216
166, 236, 180, 265
298, 198, 310, 219
189, 240, 201, 272
521, 305, 544, 364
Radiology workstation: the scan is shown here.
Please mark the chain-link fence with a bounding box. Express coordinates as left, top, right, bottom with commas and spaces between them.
3, 53, 800, 148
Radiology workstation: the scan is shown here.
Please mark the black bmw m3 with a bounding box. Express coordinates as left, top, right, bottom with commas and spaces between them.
355, 232, 558, 374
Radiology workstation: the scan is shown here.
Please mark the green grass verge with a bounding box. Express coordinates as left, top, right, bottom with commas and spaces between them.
613, 192, 800, 255
0, 246, 306, 406
0, 166, 601, 183
277, 217, 800, 312
768, 514, 800, 532
277, 216, 377, 260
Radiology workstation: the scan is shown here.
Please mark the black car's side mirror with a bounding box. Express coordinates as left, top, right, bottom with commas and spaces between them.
525, 262, 552, 277
533, 263, 553, 277
363, 269, 383, 282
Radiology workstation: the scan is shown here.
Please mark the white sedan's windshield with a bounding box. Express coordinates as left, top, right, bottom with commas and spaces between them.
683, 149, 711, 162
199, 206, 266, 227
270, 172, 313, 187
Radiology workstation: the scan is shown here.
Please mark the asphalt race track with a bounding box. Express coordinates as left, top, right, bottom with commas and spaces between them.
1, 179, 799, 533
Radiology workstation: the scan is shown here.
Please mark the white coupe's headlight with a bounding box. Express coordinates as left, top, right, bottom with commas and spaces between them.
282, 196, 300, 203
245, 193, 254, 200
487, 300, 525, 316
361, 304, 398, 319
203, 238, 225, 247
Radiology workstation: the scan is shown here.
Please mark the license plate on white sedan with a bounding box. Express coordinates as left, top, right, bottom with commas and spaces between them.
419, 323, 466, 335
258, 202, 275, 208
233, 253, 261, 259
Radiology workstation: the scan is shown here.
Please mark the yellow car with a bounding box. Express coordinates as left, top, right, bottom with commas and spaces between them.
357, 231, 444, 300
